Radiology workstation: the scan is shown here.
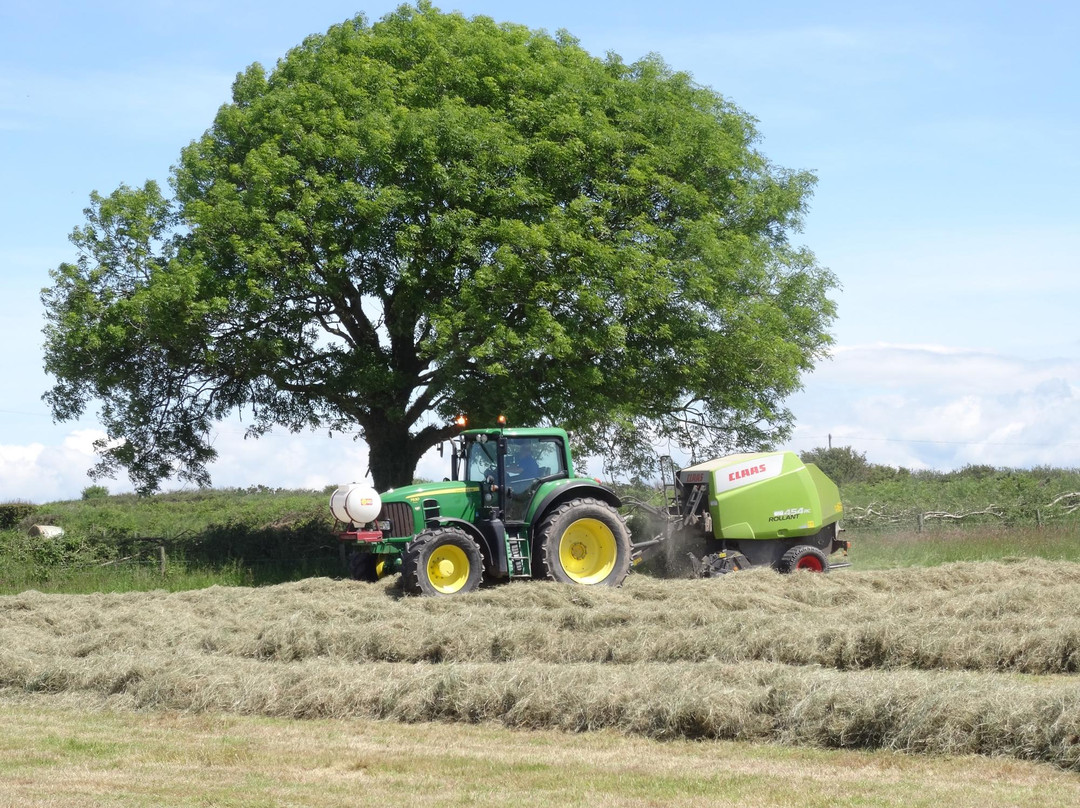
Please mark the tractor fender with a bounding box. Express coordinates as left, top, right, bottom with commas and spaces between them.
529, 481, 622, 538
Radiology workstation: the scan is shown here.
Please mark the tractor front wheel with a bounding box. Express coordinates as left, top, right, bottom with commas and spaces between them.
776, 545, 829, 574
348, 550, 381, 582
537, 498, 631, 587
402, 527, 484, 596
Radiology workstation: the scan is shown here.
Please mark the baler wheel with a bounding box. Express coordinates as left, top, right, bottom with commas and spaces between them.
402, 527, 484, 596
777, 545, 829, 574
537, 498, 631, 587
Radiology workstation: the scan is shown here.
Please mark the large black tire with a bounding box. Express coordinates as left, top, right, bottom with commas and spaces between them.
401, 527, 484, 596
536, 498, 632, 587
776, 544, 829, 574
347, 550, 380, 582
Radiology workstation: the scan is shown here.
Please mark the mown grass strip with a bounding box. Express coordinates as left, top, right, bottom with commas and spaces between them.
2, 653, 1079, 770
4, 561, 1080, 674
3, 563, 1079, 771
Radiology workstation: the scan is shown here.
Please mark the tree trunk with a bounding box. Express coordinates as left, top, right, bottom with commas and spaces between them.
365, 422, 430, 491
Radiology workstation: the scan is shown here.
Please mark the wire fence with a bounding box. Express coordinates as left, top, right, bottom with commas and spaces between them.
844, 493, 1080, 531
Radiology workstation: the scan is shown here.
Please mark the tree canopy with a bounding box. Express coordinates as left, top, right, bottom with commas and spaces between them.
42, 2, 838, 493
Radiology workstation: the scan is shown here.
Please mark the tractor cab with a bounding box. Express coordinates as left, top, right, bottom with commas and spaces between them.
459, 430, 571, 522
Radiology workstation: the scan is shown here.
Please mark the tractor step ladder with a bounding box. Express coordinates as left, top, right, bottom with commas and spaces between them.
506, 533, 532, 578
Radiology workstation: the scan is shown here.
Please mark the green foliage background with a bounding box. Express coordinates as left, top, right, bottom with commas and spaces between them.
3, 457, 1080, 594
0, 488, 338, 593
800, 445, 1080, 528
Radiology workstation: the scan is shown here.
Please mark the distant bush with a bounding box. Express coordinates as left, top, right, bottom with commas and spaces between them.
81, 484, 109, 500
800, 446, 880, 485
0, 502, 36, 529
841, 462, 1080, 530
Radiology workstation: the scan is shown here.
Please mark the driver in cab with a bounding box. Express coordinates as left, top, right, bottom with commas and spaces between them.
507, 441, 541, 487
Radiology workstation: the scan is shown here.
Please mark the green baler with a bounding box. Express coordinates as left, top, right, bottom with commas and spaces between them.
671, 451, 847, 574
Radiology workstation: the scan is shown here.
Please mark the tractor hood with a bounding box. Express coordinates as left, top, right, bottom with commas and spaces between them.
375, 480, 482, 537
379, 480, 479, 505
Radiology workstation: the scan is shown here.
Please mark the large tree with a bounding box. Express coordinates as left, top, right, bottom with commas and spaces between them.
42, 3, 837, 493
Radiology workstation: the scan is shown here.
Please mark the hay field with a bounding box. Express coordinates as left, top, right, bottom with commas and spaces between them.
4, 698, 1080, 808
2, 560, 1079, 772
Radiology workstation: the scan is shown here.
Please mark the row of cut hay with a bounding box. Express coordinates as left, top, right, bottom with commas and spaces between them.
1, 650, 1078, 771
4, 561, 1080, 673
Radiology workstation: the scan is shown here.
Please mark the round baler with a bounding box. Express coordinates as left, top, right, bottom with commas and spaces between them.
666, 451, 848, 575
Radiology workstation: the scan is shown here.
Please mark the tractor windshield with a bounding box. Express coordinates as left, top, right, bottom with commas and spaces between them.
465, 438, 499, 482
463, 435, 568, 484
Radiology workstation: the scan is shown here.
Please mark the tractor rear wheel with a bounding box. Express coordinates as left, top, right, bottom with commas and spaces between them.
776, 544, 829, 574
402, 527, 484, 596
537, 498, 631, 587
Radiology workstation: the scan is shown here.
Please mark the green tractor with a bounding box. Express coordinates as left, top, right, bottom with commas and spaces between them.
330, 424, 848, 595
331, 425, 632, 595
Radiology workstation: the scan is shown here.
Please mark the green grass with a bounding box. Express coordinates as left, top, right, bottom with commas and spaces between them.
1, 697, 1078, 808
850, 524, 1080, 569
0, 486, 343, 595
0, 556, 344, 596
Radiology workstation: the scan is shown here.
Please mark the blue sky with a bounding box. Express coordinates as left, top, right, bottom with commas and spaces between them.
2, 0, 1078, 501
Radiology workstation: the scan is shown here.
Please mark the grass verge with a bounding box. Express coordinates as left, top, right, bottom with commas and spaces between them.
850, 524, 1080, 568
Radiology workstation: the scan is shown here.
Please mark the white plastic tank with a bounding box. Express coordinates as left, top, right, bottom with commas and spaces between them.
329, 484, 382, 526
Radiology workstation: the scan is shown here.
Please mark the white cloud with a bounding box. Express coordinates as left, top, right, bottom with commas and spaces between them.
816, 344, 1080, 396
786, 343, 1080, 470
0, 429, 107, 503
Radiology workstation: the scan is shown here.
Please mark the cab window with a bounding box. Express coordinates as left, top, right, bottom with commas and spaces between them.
506, 437, 566, 480
465, 438, 498, 482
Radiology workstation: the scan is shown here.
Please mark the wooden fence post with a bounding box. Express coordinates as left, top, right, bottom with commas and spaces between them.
158, 544, 167, 577
916, 513, 924, 533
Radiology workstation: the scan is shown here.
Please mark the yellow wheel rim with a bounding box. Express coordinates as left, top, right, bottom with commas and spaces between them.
426, 544, 471, 594
558, 518, 617, 584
